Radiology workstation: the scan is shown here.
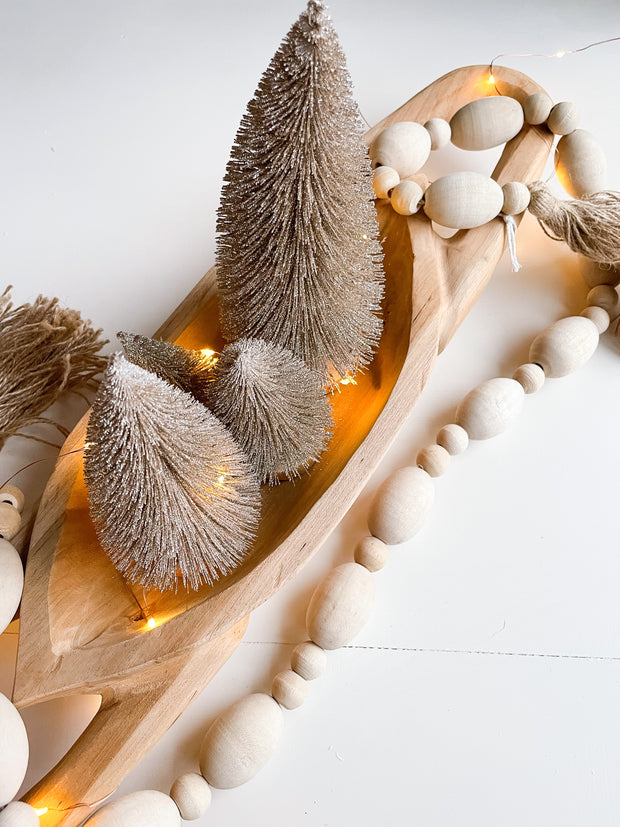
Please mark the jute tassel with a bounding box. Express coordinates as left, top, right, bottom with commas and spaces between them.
528, 181, 620, 267
0, 286, 108, 450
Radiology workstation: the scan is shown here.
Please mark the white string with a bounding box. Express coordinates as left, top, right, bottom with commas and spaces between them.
503, 214, 522, 272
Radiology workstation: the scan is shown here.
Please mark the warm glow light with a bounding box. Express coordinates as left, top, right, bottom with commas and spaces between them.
340, 374, 357, 386
84, 442, 94, 450
554, 50, 566, 58
361, 233, 368, 240
217, 474, 225, 486
35, 807, 49, 816
200, 348, 215, 358
488, 73, 495, 85
146, 617, 157, 629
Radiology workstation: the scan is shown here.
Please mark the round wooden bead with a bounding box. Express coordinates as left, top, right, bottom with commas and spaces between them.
579, 257, 620, 288
501, 182, 530, 215
0, 693, 29, 807
0, 802, 40, 827
512, 363, 545, 394
456, 378, 525, 440
436, 424, 468, 455
523, 92, 554, 126
0, 486, 25, 513
529, 316, 599, 378
580, 305, 610, 334
424, 117, 451, 150
416, 444, 450, 477
84, 791, 180, 826
369, 121, 431, 178
586, 285, 618, 316
368, 466, 434, 545
0, 503, 21, 542
306, 562, 374, 650
556, 129, 607, 197
449, 96, 524, 150
424, 172, 503, 229
170, 773, 212, 820
390, 180, 423, 216
291, 641, 326, 681
272, 669, 308, 710
547, 101, 580, 135
354, 536, 388, 572
0, 539, 23, 635
199, 693, 283, 789
373, 165, 400, 199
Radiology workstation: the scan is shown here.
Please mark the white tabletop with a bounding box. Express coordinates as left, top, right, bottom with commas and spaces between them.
2, 1, 620, 825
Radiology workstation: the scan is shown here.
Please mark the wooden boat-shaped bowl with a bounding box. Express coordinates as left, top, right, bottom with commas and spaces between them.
14, 65, 552, 824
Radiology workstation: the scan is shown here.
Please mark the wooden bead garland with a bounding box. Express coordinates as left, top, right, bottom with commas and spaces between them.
169, 773, 212, 821
306, 562, 375, 650
547, 100, 580, 135
354, 536, 389, 572
290, 641, 327, 680
449, 95, 524, 150
367, 466, 434, 544
272, 669, 308, 709
523, 92, 553, 125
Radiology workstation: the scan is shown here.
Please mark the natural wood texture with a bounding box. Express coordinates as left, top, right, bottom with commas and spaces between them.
14, 65, 553, 823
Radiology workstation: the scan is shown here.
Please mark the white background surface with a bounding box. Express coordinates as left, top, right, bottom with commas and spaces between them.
1, 1, 620, 825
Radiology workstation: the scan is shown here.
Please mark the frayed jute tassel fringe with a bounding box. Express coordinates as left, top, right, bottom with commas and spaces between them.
0, 286, 108, 450
528, 181, 620, 267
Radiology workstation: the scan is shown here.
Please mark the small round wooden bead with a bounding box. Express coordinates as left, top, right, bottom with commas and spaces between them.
580, 305, 610, 334
390, 180, 423, 216
501, 182, 530, 215
529, 316, 599, 377
586, 285, 618, 316
373, 165, 400, 199
354, 536, 388, 572
579, 257, 620, 289
0, 539, 24, 635
547, 101, 580, 135
170, 773, 212, 821
369, 121, 431, 178
306, 562, 374, 650
0, 693, 29, 807
0, 802, 40, 827
0, 485, 25, 513
436, 424, 468, 455
416, 444, 450, 477
0, 503, 21, 542
368, 466, 434, 545
424, 117, 451, 150
456, 378, 525, 440
291, 641, 326, 681
424, 172, 503, 229
449, 96, 524, 150
84, 791, 180, 826
512, 363, 545, 394
557, 129, 607, 197
523, 92, 554, 125
272, 669, 308, 710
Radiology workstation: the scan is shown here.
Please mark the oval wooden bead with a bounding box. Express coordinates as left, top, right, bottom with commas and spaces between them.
369, 121, 431, 178
390, 180, 423, 216
423, 172, 503, 229
436, 424, 468, 455
556, 129, 607, 197
586, 285, 618, 316
424, 117, 451, 150
0, 503, 21, 542
0, 539, 23, 635
291, 641, 326, 681
501, 182, 530, 215
579, 257, 620, 288
0, 802, 40, 827
0, 486, 25, 513
84, 790, 180, 826
199, 693, 283, 789
512, 363, 545, 394
373, 165, 399, 199
0, 693, 29, 807
450, 96, 524, 150
529, 316, 599, 378
170, 773, 212, 821
416, 444, 450, 477
547, 101, 580, 135
306, 562, 375, 650
354, 536, 388, 572
368, 466, 434, 544
272, 669, 308, 710
456, 378, 525, 440
523, 92, 554, 126
580, 305, 610, 334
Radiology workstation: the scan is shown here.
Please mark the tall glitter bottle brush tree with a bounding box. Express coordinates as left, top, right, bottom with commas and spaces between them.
216, 0, 384, 384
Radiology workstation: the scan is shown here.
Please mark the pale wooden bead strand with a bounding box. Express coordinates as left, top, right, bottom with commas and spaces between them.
529, 316, 599, 377
456, 378, 525, 440
306, 562, 375, 650
368, 466, 434, 544
291, 641, 327, 680
354, 536, 389, 572
416, 444, 450, 477
547, 101, 580, 135
272, 670, 308, 710
580, 305, 610, 334
523, 92, 554, 125
436, 424, 468, 455
369, 121, 431, 177
169, 773, 212, 821
513, 363, 545, 394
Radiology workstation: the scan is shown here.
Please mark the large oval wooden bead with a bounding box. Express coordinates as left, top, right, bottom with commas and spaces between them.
84, 791, 180, 826
424, 172, 503, 229
456, 378, 525, 440
556, 129, 607, 197
0, 693, 29, 807
0, 539, 23, 635
0, 802, 40, 827
529, 316, 599, 377
368, 466, 434, 544
170, 773, 212, 821
0, 503, 21, 541
369, 121, 431, 178
306, 562, 374, 650
450, 96, 524, 150
199, 693, 283, 789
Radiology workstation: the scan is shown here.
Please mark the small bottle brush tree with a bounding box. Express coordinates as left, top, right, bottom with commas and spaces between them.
216, 0, 384, 384
84, 354, 261, 592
